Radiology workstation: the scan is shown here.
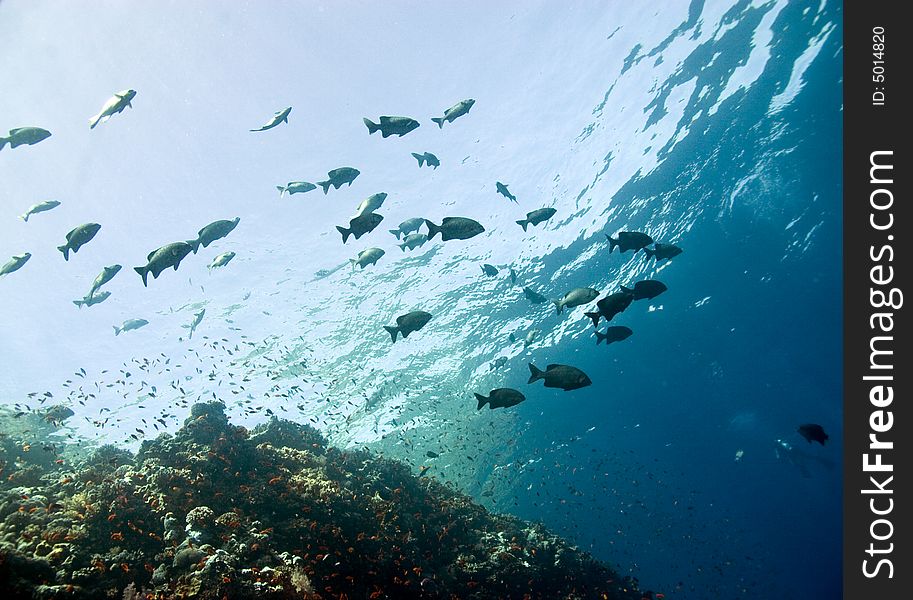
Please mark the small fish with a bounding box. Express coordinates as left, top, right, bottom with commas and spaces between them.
644, 242, 683, 261
517, 207, 556, 231
389, 217, 425, 240
424, 217, 484, 241
475, 388, 526, 410
208, 251, 236, 272
318, 167, 360, 194
19, 200, 61, 222
0, 253, 31, 277
425, 451, 440, 459
363, 116, 420, 137
411, 152, 440, 169
89, 89, 136, 129
384, 310, 432, 343
481, 264, 498, 277
496, 182, 517, 203
89, 264, 122, 298
58, 223, 101, 261
509, 268, 518, 285
1, 127, 52, 151
277, 182, 316, 196
527, 363, 591, 391
797, 424, 829, 445
250, 107, 291, 132
432, 99, 475, 128
350, 247, 385, 270
134, 242, 194, 287
398, 233, 428, 252
523, 286, 548, 304
352, 193, 388, 219
189, 218, 239, 253
114, 318, 149, 336
552, 287, 599, 315
606, 231, 653, 253
523, 329, 540, 347
621, 280, 667, 301
489, 357, 508, 371
184, 309, 205, 339
73, 291, 111, 308
595, 325, 633, 345
337, 213, 384, 243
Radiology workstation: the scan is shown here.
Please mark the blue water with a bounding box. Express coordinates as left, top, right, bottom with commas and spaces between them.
1, 1, 842, 598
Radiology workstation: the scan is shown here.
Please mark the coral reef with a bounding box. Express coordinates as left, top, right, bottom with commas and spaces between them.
0, 402, 645, 599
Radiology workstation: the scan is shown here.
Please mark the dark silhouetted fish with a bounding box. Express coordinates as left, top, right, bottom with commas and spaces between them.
644, 242, 683, 261
606, 231, 653, 253
134, 242, 193, 287
432, 99, 475, 128
797, 424, 829, 445
58, 223, 101, 261
517, 207, 556, 231
475, 388, 526, 410
384, 310, 432, 342
390, 217, 425, 240
496, 182, 517, 203
595, 326, 633, 345
489, 356, 508, 371
318, 167, 360, 194
411, 152, 440, 169
425, 451, 440, 459
481, 264, 498, 276
523, 286, 548, 304
363, 116, 420, 137
337, 212, 383, 243
425, 217, 484, 241
584, 291, 634, 327
1, 127, 51, 151
510, 268, 518, 284
189, 218, 239, 253
621, 280, 667, 301
527, 363, 591, 391
552, 287, 599, 314
250, 107, 291, 132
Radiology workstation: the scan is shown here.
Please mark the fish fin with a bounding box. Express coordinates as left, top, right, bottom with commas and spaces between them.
411, 152, 425, 167
88, 113, 102, 129
73, 300, 83, 308
584, 311, 600, 328
431, 117, 444, 128
527, 363, 544, 384
475, 393, 489, 411
399, 243, 407, 251
620, 285, 633, 295
336, 226, 351, 243
58, 244, 70, 261
114, 326, 121, 336
188, 238, 201, 254
18, 213, 28, 222
606, 234, 618, 253
388, 229, 401, 240
552, 299, 563, 315
276, 186, 287, 196
134, 266, 149, 287
643, 247, 655, 259
424, 219, 440, 239
383, 325, 399, 343
516, 220, 528, 231
0, 137, 7, 151
595, 330, 606, 345
363, 118, 379, 135
318, 180, 331, 194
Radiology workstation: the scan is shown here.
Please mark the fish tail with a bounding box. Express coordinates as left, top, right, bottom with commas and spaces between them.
411, 152, 425, 167
134, 266, 149, 287
474, 393, 489, 411
58, 244, 70, 261
431, 117, 445, 128
606, 234, 618, 253
336, 226, 351, 243
363, 118, 380, 135
88, 113, 102, 129
383, 325, 399, 343
388, 229, 402, 240
399, 242, 407, 251
318, 180, 331, 194
584, 311, 600, 328
18, 213, 28, 222
595, 330, 606, 345
349, 259, 357, 271
276, 185, 287, 196
0, 137, 7, 151
73, 300, 83, 308
527, 363, 544, 384
114, 326, 121, 336
516, 219, 528, 231
188, 238, 201, 254
424, 219, 441, 239
552, 299, 563, 315
643, 247, 655, 259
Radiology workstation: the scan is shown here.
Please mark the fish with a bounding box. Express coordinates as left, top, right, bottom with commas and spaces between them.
350, 247, 385, 270
621, 280, 667, 301
134, 241, 194, 287
552, 287, 599, 314
337, 213, 384, 243
58, 223, 101, 261
481, 264, 498, 276
363, 116, 420, 137
425, 451, 440, 459
114, 318, 149, 336
523, 286, 548, 304
606, 231, 653, 253
19, 200, 61, 222
510, 268, 518, 284
73, 291, 111, 308
523, 329, 540, 347
208, 251, 236, 272
595, 326, 633, 345
318, 167, 360, 194
411, 152, 440, 169
475, 388, 526, 410
431, 99, 475, 128
384, 310, 432, 342
88, 264, 122, 297
88, 89, 136, 129
189, 218, 239, 253
352, 193, 388, 219
516, 207, 556, 231
398, 233, 428, 251
644, 242, 683, 261
1, 127, 52, 151
527, 363, 592, 391
424, 217, 484, 241
277, 182, 316, 196
250, 107, 292, 132
184, 309, 205, 339
489, 357, 508, 371
584, 291, 634, 328
0, 253, 31, 277
496, 182, 517, 203
797, 424, 829, 445
389, 217, 425, 240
